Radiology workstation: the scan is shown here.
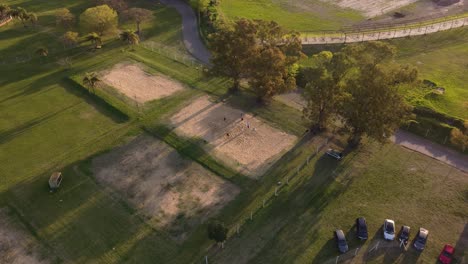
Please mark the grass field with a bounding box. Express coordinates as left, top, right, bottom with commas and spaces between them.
300, 27, 468, 120
390, 28, 468, 120
1, 0, 467, 263
217, 0, 363, 31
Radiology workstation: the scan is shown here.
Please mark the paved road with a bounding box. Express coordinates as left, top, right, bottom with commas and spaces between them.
159, 0, 211, 64
391, 130, 468, 173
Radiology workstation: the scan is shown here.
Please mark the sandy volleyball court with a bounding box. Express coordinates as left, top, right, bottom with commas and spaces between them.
100, 63, 186, 103
92, 136, 239, 241
170, 96, 297, 178
0, 208, 48, 264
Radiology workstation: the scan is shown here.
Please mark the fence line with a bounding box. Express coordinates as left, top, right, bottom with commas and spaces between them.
301, 14, 468, 44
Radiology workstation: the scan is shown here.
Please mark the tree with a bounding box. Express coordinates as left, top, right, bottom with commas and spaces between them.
95, 0, 128, 14
123, 8, 152, 36
450, 121, 468, 152
248, 21, 303, 102
7, 8, 20, 20
85, 32, 102, 49
119, 30, 139, 47
80, 5, 118, 36
35, 47, 48, 57
16, 7, 30, 27
28, 12, 38, 26
55, 8, 75, 29
339, 42, 418, 147
302, 51, 344, 132
60, 31, 79, 48
83, 72, 100, 92
207, 221, 228, 247
209, 19, 258, 92
0, 4, 10, 19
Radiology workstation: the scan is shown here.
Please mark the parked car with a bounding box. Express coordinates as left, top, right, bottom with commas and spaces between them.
356, 217, 368, 240
335, 229, 349, 253
399, 225, 411, 245
413, 228, 429, 251
326, 149, 343, 160
438, 244, 454, 264
383, 219, 396, 240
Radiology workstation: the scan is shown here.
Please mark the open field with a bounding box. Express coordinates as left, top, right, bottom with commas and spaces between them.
1, 0, 467, 263
217, 0, 466, 31
100, 63, 186, 103
170, 96, 297, 178
0, 208, 49, 264
209, 140, 468, 264
92, 135, 240, 241
217, 0, 364, 31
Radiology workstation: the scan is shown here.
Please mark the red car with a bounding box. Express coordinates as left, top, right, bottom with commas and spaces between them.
438, 244, 454, 264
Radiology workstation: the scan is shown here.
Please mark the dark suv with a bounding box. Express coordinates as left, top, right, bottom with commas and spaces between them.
399, 225, 410, 245
414, 228, 429, 251
335, 229, 349, 253
356, 217, 368, 240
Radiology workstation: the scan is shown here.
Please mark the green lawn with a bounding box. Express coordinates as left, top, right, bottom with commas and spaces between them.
217, 0, 363, 31
1, 0, 467, 263
208, 139, 468, 264
390, 28, 468, 120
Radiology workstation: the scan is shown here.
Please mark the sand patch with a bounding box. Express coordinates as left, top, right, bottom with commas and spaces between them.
100, 63, 185, 103
170, 96, 297, 178
92, 136, 239, 241
320, 0, 420, 17
0, 208, 48, 264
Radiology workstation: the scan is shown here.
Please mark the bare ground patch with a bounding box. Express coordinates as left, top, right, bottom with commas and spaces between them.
170, 96, 297, 178
92, 135, 240, 241
100, 63, 186, 103
274, 89, 307, 111
0, 208, 48, 264
320, 0, 420, 17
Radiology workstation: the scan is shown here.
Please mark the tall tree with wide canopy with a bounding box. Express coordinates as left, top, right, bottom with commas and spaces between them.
55, 8, 75, 29
302, 51, 344, 132
123, 8, 153, 36
248, 20, 303, 102
80, 5, 118, 36
339, 42, 418, 146
209, 19, 258, 92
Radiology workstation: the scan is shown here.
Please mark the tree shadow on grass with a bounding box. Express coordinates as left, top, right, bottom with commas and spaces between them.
453, 223, 468, 263
3, 159, 179, 263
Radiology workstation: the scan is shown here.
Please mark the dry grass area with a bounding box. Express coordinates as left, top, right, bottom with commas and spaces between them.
320, 0, 419, 17
92, 135, 240, 241
275, 89, 307, 111
0, 208, 48, 264
100, 63, 186, 103
170, 96, 297, 178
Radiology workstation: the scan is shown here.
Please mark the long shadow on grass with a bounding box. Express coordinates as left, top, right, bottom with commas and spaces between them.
3, 159, 178, 263
0, 102, 81, 145
215, 146, 358, 263
453, 223, 468, 263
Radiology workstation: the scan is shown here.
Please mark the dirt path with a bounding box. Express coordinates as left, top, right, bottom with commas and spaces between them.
391, 130, 468, 173
159, 0, 211, 64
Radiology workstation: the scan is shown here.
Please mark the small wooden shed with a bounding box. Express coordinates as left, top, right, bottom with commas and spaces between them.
49, 172, 63, 191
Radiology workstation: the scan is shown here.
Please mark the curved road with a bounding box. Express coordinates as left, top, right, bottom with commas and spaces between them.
160, 0, 468, 172
159, 0, 211, 64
